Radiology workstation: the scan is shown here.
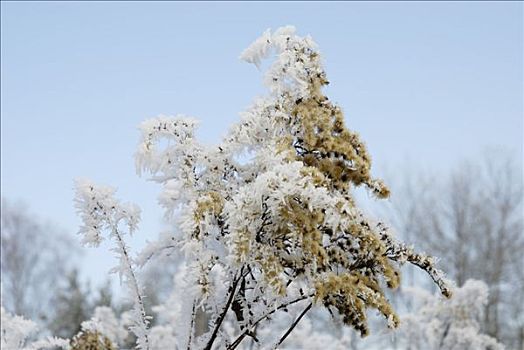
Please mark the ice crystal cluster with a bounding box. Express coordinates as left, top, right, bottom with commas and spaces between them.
1, 26, 453, 350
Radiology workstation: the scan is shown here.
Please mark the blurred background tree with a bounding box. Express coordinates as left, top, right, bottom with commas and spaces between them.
381, 149, 523, 349
1, 199, 119, 340
49, 269, 92, 339
1, 199, 77, 325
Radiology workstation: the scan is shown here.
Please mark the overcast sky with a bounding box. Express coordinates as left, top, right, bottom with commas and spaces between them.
1, 1, 522, 288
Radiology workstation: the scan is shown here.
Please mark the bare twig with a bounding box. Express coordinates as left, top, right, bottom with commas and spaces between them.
272, 302, 312, 349
187, 301, 196, 350
204, 267, 246, 350
227, 294, 313, 350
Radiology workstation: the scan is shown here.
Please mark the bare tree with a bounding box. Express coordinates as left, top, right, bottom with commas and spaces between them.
384, 150, 523, 348
0, 198, 77, 326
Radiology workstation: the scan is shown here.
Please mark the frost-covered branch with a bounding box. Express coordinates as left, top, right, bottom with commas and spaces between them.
378, 224, 453, 298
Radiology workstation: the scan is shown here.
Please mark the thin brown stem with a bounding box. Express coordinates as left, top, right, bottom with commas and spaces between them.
204, 267, 245, 350
272, 302, 312, 349
227, 294, 313, 350
111, 225, 149, 350
187, 301, 196, 350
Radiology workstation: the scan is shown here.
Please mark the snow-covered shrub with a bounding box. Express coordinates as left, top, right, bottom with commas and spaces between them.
1, 306, 69, 350
398, 280, 503, 350
79, 306, 128, 346
6, 26, 455, 350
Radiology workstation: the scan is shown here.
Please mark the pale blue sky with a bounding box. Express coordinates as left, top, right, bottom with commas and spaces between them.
1, 2, 522, 287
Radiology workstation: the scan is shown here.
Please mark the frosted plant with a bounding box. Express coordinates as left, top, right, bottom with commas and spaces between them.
73, 180, 150, 350
74, 26, 452, 349
1, 306, 38, 349
398, 280, 503, 350
1, 306, 70, 350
